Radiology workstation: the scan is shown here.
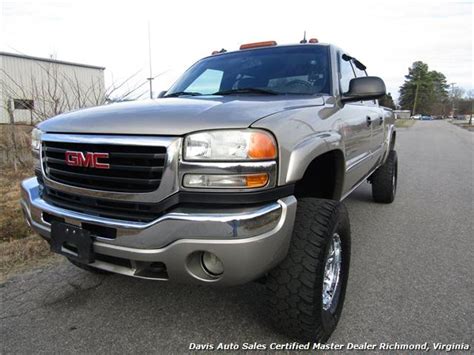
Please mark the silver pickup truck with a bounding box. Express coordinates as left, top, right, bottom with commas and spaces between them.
21, 40, 397, 342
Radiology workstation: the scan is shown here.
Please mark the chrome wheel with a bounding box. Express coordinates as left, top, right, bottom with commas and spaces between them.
392, 161, 398, 196
392, 173, 397, 196
322, 233, 342, 311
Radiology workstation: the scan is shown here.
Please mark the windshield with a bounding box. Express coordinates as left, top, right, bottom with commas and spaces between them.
166, 45, 331, 96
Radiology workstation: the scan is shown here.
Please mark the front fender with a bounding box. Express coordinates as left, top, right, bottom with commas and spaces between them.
252, 103, 346, 187
284, 132, 344, 184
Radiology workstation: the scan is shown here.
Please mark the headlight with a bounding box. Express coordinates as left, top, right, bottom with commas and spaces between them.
31, 128, 42, 172
181, 129, 277, 190
183, 129, 277, 161
31, 128, 42, 152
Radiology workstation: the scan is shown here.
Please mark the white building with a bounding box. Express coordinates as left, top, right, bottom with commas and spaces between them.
0, 52, 105, 124
393, 110, 411, 119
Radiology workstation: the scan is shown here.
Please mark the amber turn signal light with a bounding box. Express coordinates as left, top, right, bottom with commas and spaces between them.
248, 132, 277, 160
246, 173, 269, 188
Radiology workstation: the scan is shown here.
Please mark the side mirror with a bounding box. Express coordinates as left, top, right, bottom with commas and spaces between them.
157, 90, 167, 98
341, 76, 386, 102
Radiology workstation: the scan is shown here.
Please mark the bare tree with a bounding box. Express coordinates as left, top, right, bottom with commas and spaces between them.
0, 100, 31, 171
1, 60, 152, 170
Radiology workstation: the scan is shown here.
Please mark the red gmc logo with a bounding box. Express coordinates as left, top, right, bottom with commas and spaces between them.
65, 151, 110, 169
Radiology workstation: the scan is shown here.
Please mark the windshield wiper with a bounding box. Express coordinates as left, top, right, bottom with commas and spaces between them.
212, 88, 280, 96
164, 91, 202, 97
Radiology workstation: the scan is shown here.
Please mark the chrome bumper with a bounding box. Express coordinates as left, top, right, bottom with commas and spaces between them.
20, 177, 297, 285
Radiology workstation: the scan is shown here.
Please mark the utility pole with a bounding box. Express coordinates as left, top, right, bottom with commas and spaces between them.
450, 82, 456, 118
147, 22, 154, 99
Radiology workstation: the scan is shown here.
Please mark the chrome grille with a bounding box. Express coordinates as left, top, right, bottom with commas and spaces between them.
42, 186, 162, 222
42, 141, 167, 193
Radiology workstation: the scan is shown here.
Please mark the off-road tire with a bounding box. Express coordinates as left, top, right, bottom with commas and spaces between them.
371, 150, 398, 203
68, 258, 111, 275
265, 198, 351, 342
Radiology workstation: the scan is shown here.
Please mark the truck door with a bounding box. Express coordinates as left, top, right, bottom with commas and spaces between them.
337, 53, 373, 192
367, 103, 385, 162
352, 63, 385, 164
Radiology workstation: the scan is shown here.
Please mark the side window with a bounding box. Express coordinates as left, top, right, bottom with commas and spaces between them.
186, 69, 223, 94
339, 54, 355, 94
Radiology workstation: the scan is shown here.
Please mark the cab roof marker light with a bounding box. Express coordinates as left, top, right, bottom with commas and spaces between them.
309, 38, 319, 43
240, 41, 277, 50
211, 48, 227, 55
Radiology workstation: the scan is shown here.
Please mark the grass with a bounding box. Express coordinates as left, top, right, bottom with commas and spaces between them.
0, 168, 33, 242
0, 236, 61, 281
449, 119, 474, 132
395, 119, 416, 128
456, 124, 474, 132
0, 167, 60, 281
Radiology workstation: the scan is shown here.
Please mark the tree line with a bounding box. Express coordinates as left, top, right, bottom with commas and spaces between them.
397, 61, 472, 116
377, 61, 472, 117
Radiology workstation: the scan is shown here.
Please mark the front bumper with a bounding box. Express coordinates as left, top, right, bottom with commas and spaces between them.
21, 177, 297, 285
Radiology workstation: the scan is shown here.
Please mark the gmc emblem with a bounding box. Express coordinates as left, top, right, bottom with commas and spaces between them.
65, 151, 110, 169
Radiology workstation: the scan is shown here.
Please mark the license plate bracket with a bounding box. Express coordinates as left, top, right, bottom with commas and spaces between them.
50, 222, 94, 263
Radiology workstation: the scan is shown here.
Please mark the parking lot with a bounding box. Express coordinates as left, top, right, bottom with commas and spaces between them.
1, 121, 472, 353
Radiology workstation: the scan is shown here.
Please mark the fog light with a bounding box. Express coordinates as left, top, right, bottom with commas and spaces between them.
201, 252, 224, 276
183, 173, 269, 189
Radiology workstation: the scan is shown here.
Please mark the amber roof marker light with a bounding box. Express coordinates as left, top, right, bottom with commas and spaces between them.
239, 41, 277, 50
300, 31, 319, 44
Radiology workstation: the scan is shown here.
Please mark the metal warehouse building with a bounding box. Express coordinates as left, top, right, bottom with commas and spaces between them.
0, 52, 105, 124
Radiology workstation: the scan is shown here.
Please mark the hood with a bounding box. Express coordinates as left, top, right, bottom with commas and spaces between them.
38, 96, 325, 136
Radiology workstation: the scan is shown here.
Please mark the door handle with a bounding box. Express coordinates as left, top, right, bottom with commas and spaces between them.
379, 116, 383, 125
366, 116, 372, 127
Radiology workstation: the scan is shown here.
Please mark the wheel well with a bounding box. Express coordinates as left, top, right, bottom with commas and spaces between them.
294, 150, 345, 200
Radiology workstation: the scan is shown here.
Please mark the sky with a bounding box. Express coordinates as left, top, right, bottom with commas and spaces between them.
1, 0, 473, 102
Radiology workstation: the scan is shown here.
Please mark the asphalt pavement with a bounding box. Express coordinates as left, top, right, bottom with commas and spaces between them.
1, 120, 473, 354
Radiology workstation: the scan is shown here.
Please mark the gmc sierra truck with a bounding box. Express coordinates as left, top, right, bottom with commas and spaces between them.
21, 40, 397, 342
